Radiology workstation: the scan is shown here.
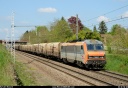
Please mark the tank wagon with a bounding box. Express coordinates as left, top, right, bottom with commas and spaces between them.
15, 39, 106, 69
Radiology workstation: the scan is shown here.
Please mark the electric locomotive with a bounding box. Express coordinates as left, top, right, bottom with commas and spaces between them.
61, 39, 106, 69
15, 39, 106, 69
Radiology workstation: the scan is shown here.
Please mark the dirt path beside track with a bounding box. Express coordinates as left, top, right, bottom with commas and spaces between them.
15, 51, 89, 86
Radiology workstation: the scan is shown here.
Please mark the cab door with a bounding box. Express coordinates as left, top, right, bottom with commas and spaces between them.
76, 45, 84, 63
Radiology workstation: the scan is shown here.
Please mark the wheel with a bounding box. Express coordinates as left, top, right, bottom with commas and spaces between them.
57, 58, 62, 62
63, 58, 68, 64
77, 61, 84, 68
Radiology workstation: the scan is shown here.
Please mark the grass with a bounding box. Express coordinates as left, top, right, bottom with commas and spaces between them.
0, 44, 16, 85
1, 43, 127, 85
0, 44, 36, 86
15, 62, 36, 86
105, 54, 128, 75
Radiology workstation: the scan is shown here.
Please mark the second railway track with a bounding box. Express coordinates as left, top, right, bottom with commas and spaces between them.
16, 50, 128, 86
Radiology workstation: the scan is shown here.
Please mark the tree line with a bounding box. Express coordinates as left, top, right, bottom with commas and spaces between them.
20, 16, 128, 55
20, 16, 107, 43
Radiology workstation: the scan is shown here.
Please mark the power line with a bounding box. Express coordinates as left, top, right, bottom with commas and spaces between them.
87, 16, 128, 28
14, 25, 37, 27
106, 16, 128, 23
86, 4, 128, 22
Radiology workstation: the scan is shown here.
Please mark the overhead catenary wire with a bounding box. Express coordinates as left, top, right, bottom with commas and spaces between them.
86, 16, 128, 28
85, 4, 128, 22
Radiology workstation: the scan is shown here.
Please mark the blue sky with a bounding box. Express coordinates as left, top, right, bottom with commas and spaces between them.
0, 0, 128, 40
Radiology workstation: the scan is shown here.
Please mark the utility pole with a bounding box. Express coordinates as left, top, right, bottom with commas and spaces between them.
6, 29, 9, 51
11, 11, 15, 64
76, 14, 79, 40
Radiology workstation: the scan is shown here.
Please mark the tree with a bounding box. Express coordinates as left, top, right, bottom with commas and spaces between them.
105, 24, 128, 54
36, 26, 50, 43
68, 16, 84, 34
25, 30, 29, 34
110, 24, 126, 35
50, 18, 73, 42
66, 28, 101, 42
61, 16, 65, 21
98, 21, 107, 34
93, 25, 97, 32
20, 30, 29, 42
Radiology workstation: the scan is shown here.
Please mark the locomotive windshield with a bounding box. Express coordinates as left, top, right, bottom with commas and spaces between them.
95, 44, 104, 50
87, 44, 94, 50
87, 44, 104, 51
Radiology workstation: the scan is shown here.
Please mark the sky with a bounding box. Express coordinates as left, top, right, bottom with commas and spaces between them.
0, 0, 128, 40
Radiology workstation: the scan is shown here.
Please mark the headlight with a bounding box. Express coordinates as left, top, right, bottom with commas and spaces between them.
88, 56, 104, 59
100, 56, 104, 59
89, 56, 93, 59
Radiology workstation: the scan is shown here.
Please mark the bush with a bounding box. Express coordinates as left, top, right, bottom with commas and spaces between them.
107, 46, 112, 54
105, 54, 128, 75
0, 44, 16, 85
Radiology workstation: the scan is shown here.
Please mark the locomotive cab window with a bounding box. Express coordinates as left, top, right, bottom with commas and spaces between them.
87, 44, 104, 51
81, 45, 84, 54
61, 46, 65, 52
95, 44, 104, 50
61, 46, 63, 49
76, 45, 84, 54
87, 44, 94, 51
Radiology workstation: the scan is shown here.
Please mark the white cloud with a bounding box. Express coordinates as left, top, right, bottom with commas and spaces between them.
97, 16, 110, 22
38, 7, 57, 13
122, 11, 128, 18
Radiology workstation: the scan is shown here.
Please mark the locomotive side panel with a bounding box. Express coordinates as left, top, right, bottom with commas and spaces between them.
61, 43, 85, 63
75, 44, 85, 63
60, 43, 67, 60
66, 45, 76, 63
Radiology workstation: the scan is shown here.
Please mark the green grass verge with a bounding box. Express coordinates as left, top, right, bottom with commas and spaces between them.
15, 62, 36, 86
105, 54, 128, 75
0, 44, 16, 85
0, 44, 36, 86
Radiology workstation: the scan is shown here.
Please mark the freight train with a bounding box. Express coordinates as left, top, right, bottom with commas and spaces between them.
15, 39, 106, 69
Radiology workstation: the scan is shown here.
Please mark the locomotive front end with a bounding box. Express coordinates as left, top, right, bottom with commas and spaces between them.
84, 40, 106, 69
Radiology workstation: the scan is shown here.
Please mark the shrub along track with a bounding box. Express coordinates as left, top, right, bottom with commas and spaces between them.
13, 65, 24, 86
9, 55, 24, 86
16, 50, 128, 86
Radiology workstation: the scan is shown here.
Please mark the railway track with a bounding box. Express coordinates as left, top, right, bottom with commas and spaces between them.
94, 70, 128, 83
16, 50, 128, 86
103, 70, 128, 81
